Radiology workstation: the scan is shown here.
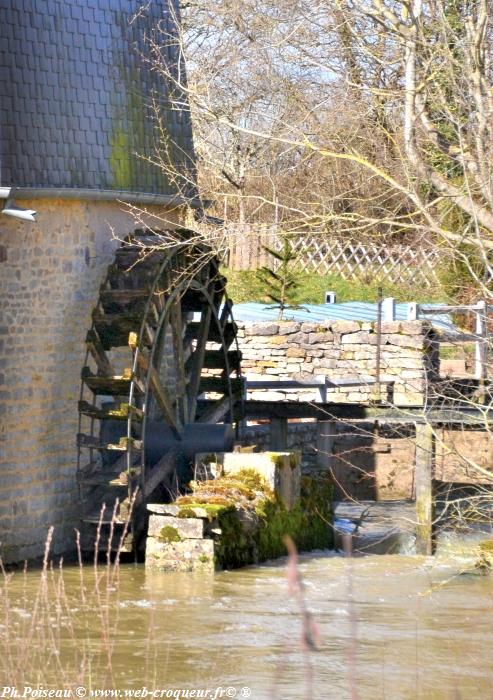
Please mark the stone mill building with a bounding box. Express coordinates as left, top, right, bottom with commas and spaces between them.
0, 0, 197, 562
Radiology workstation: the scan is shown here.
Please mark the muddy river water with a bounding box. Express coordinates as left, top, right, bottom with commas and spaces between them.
2, 550, 493, 700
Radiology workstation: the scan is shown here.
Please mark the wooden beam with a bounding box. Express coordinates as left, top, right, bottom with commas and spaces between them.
78, 400, 143, 421
135, 350, 182, 438
316, 420, 336, 470
270, 417, 288, 450
143, 448, 178, 499
197, 394, 233, 424
239, 400, 493, 425
86, 329, 114, 376
188, 305, 212, 422
170, 299, 188, 424
415, 423, 435, 555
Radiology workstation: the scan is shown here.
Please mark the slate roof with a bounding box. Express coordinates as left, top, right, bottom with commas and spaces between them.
0, 0, 197, 200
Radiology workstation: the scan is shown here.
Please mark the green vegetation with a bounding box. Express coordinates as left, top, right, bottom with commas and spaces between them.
256, 237, 305, 320
172, 468, 333, 569
158, 526, 183, 544
224, 268, 446, 305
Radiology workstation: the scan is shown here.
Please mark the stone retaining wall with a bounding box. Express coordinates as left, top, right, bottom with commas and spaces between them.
237, 319, 438, 405
241, 421, 493, 500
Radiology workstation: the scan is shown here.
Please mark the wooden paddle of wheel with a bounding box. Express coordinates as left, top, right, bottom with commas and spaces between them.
76, 229, 243, 555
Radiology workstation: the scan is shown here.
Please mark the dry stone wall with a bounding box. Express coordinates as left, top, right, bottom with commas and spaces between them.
237, 319, 438, 405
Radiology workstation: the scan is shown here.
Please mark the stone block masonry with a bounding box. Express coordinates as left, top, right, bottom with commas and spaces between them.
145, 453, 333, 572
0, 199, 180, 563
237, 319, 438, 405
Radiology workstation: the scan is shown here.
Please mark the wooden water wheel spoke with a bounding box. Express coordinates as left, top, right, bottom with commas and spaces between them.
187, 305, 212, 423
135, 348, 182, 437
76, 228, 243, 554
170, 298, 188, 425
86, 329, 114, 376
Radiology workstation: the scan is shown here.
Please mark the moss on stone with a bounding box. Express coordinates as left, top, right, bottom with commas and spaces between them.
479, 539, 493, 553
177, 503, 234, 522
158, 526, 182, 544
168, 466, 333, 570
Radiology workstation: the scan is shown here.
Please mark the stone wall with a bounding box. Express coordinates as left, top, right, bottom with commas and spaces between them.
241, 421, 493, 501
237, 319, 438, 406
0, 199, 180, 562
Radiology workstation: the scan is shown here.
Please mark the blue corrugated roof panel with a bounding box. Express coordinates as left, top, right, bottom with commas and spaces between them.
231, 302, 456, 331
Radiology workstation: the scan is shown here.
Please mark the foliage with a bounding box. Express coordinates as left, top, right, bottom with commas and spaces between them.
256, 237, 304, 320
173, 468, 333, 569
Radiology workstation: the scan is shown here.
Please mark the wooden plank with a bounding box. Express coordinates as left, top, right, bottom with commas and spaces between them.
316, 420, 336, 469
181, 289, 208, 312
220, 297, 233, 325
135, 350, 182, 437
92, 310, 141, 349
100, 288, 149, 306
246, 376, 394, 391
114, 249, 165, 269
81, 368, 135, 396
143, 448, 178, 499
414, 423, 435, 555
77, 433, 142, 452
77, 470, 130, 487
78, 400, 143, 421
86, 329, 114, 375
238, 400, 493, 424
270, 417, 288, 450
197, 393, 233, 424
189, 349, 241, 372
198, 377, 243, 394
188, 306, 212, 422
170, 299, 188, 424
187, 320, 237, 346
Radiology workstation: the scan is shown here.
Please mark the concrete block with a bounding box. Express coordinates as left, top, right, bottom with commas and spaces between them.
146, 537, 215, 572
147, 514, 204, 539
224, 451, 301, 509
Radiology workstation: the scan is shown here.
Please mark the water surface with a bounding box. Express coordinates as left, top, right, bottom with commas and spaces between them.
2, 552, 492, 699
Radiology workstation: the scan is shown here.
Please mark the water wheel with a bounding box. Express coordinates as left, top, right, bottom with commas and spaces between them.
76, 229, 243, 554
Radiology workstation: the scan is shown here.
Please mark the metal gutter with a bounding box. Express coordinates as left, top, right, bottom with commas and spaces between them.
9, 187, 203, 208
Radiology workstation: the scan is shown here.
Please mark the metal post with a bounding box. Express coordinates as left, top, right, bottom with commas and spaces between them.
414, 422, 435, 555
375, 287, 383, 403
475, 300, 487, 381
382, 297, 396, 321
407, 302, 418, 321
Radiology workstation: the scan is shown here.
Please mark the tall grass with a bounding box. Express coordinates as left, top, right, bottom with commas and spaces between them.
0, 512, 132, 689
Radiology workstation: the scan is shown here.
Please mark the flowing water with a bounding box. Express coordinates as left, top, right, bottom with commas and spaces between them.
2, 550, 492, 700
